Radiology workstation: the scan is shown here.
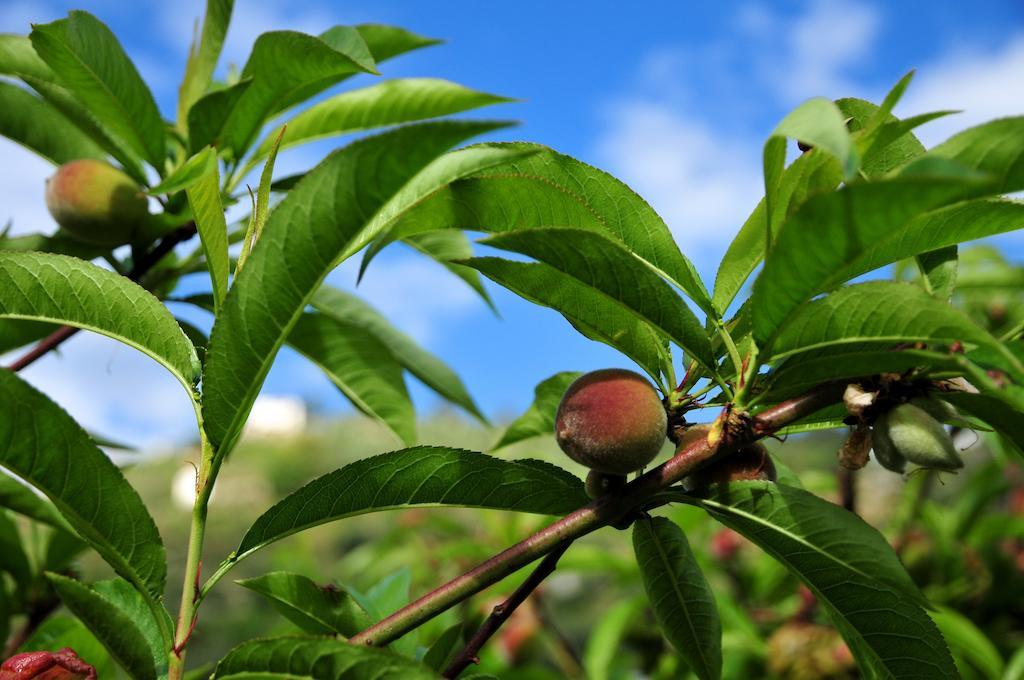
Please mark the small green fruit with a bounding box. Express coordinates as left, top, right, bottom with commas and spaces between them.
45, 159, 147, 246
870, 421, 906, 473
909, 395, 961, 426
584, 470, 627, 499
555, 368, 667, 474
875, 403, 963, 472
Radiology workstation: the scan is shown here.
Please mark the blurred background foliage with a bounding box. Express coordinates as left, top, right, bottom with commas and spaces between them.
17, 407, 1018, 679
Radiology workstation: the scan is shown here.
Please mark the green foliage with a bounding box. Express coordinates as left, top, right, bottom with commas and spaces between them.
235, 572, 372, 637
0, 370, 166, 599
211, 636, 440, 679
0, 8, 1022, 679
232, 447, 587, 563
633, 517, 721, 680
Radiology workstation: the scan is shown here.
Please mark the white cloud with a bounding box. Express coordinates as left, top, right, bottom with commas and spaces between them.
595, 102, 762, 267
770, 0, 879, 102
897, 34, 1024, 147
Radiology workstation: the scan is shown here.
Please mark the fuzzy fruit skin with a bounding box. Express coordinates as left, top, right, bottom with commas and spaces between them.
876, 403, 963, 472
45, 160, 147, 247
554, 369, 667, 474
870, 421, 906, 473
908, 395, 959, 425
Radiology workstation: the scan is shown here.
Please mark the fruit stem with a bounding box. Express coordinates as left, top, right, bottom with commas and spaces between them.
347, 381, 845, 647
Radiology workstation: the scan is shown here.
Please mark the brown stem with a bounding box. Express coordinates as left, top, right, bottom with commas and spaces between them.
349, 381, 844, 648
443, 540, 573, 679
5, 223, 197, 372
838, 468, 857, 514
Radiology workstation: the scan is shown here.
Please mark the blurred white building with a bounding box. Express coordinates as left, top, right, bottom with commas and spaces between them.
243, 395, 308, 439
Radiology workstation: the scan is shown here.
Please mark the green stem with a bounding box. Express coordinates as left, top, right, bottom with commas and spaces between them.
346, 381, 844, 647
715, 319, 744, 380
167, 432, 217, 680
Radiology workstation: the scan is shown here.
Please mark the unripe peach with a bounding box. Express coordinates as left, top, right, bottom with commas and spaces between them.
45, 160, 147, 247
874, 403, 962, 472
555, 368, 667, 474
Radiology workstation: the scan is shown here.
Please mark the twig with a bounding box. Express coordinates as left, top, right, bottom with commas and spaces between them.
838, 468, 857, 514
443, 540, 573, 678
6, 223, 197, 372
348, 381, 845, 648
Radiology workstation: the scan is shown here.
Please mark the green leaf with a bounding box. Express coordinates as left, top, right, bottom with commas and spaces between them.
148, 146, 217, 195
202, 122, 520, 454
941, 391, 1024, 457
583, 597, 644, 680
312, 285, 485, 422
931, 606, 1004, 679
482, 228, 714, 369
20, 74, 148, 184
492, 371, 582, 450
237, 125, 284, 274
233, 446, 587, 563
186, 79, 252, 153
688, 482, 956, 679
177, 0, 234, 126
422, 623, 463, 672
289, 313, 415, 445
837, 95, 954, 177
0, 81, 105, 164
929, 116, 1024, 193
29, 11, 165, 169
0, 251, 201, 391
186, 158, 231, 313
752, 174, 993, 346
236, 571, 372, 637
0, 34, 55, 81
364, 144, 713, 315
19, 615, 115, 678
47, 574, 163, 680
0, 471, 71, 529
1006, 646, 1024, 680
355, 24, 440, 61
768, 281, 1011, 369
466, 257, 670, 383
219, 28, 377, 160
403, 230, 496, 312
0, 510, 31, 585
245, 78, 510, 172
766, 345, 960, 399
212, 636, 440, 679
832, 199, 1024, 290
763, 98, 856, 246
632, 517, 721, 680
712, 149, 843, 314
917, 245, 958, 300
0, 370, 166, 598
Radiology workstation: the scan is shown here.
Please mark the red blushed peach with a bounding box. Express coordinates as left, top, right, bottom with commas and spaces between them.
555, 369, 667, 475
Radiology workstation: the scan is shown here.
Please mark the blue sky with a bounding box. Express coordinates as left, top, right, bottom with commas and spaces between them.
2, 0, 1023, 448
